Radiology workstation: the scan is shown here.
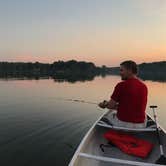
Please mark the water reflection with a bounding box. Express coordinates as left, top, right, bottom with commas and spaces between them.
1, 72, 166, 83
0, 73, 97, 83
52, 73, 96, 83
139, 72, 166, 82
0, 71, 113, 83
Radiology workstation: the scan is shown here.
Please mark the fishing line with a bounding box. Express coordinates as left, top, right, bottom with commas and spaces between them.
53, 97, 98, 105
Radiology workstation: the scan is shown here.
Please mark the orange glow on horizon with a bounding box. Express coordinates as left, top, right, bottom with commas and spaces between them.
3, 45, 166, 67
8, 54, 166, 67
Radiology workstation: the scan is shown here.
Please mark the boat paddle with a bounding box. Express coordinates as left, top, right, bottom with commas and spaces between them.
150, 105, 166, 165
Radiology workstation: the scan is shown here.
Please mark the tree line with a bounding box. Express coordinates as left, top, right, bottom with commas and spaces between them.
109, 61, 166, 82
0, 60, 109, 81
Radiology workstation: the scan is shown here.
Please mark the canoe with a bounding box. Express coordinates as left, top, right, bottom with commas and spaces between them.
69, 110, 166, 166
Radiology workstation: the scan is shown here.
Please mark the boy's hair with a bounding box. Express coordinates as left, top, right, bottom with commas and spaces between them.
120, 60, 138, 74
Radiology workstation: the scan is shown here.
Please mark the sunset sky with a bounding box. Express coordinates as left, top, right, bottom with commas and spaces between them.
0, 0, 166, 66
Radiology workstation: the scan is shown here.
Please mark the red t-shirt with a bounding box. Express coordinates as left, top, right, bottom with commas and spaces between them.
111, 78, 148, 123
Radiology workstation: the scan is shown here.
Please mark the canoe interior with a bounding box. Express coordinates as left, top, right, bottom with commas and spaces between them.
71, 113, 166, 166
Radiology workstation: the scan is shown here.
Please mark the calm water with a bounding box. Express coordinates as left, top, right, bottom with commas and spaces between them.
0, 76, 166, 166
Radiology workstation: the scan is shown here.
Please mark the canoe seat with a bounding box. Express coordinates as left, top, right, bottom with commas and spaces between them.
78, 152, 163, 166
97, 118, 156, 132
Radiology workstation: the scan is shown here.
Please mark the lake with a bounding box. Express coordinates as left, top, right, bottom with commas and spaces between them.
0, 75, 166, 166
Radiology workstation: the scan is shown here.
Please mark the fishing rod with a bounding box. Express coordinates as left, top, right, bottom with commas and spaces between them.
54, 97, 98, 105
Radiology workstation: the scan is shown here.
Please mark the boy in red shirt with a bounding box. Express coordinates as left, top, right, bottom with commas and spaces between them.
99, 60, 148, 128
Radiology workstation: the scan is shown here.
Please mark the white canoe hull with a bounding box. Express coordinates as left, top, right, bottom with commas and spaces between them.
69, 110, 166, 166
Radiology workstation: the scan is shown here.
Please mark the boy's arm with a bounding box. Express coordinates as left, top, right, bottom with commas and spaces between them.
107, 99, 118, 109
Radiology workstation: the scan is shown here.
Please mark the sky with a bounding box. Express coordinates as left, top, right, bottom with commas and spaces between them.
0, 0, 166, 66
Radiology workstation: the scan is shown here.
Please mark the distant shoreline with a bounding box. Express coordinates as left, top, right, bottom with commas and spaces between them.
0, 60, 166, 82
0, 60, 109, 82
108, 61, 166, 82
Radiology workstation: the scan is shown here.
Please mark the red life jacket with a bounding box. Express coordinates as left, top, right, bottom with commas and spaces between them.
104, 130, 154, 158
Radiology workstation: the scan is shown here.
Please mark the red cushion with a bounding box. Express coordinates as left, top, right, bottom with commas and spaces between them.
104, 130, 154, 158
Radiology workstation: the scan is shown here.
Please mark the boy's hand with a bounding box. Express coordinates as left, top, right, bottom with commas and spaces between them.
98, 100, 108, 109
